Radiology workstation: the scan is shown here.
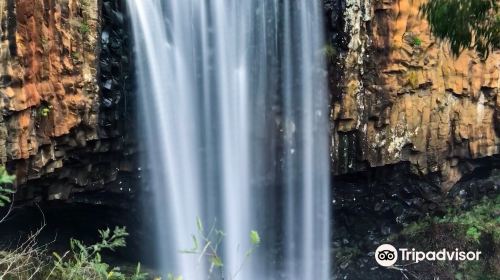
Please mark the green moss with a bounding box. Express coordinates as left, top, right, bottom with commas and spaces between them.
411, 36, 422, 47
323, 44, 337, 63
80, 21, 90, 34
39, 104, 53, 117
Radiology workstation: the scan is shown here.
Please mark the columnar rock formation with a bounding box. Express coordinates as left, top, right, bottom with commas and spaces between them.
1, 0, 499, 197
332, 0, 500, 190
0, 0, 99, 173
0, 0, 136, 202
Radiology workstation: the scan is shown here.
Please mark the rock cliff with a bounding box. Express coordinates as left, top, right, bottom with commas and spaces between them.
330, 0, 500, 190
1, 0, 499, 198
0, 0, 137, 203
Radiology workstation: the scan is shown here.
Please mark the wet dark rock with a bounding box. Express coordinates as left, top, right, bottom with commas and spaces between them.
101, 30, 110, 44
8, 0, 139, 206
332, 158, 500, 279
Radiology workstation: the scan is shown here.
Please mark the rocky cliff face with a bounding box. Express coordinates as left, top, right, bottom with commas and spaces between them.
2, 0, 499, 198
330, 0, 500, 190
0, 0, 137, 203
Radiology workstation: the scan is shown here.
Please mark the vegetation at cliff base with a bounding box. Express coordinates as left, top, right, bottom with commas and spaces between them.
0, 168, 149, 280
392, 195, 500, 279
0, 166, 15, 207
0, 226, 149, 280
48, 226, 148, 280
421, 0, 499, 58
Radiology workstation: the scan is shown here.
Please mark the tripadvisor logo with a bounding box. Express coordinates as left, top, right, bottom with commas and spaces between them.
375, 244, 398, 266
374, 244, 482, 267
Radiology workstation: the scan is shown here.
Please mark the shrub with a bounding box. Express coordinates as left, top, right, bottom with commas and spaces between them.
0, 166, 15, 207
179, 217, 261, 279
0, 227, 48, 279
435, 195, 500, 243
421, 0, 499, 58
392, 195, 500, 279
323, 44, 337, 63
47, 226, 148, 280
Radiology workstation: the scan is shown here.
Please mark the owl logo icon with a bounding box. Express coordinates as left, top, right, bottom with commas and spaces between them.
375, 244, 398, 267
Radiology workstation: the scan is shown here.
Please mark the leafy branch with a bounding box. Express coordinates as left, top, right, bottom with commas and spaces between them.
179, 217, 261, 280
421, 0, 499, 58
48, 226, 148, 280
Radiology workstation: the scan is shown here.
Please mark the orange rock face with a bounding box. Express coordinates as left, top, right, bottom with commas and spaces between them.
333, 0, 500, 190
0, 0, 100, 185
1, 0, 498, 195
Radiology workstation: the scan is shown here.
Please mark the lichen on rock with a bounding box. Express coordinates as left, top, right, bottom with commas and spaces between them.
331, 0, 500, 190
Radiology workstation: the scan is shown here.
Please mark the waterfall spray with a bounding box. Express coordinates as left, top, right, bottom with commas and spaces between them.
127, 1, 330, 279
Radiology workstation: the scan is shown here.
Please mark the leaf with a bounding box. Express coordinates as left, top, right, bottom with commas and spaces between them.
136, 262, 141, 274
250, 230, 261, 245
196, 216, 204, 232
210, 255, 223, 267
421, 0, 499, 58
0, 166, 15, 184
0, 194, 11, 203
192, 235, 199, 251
53, 252, 63, 261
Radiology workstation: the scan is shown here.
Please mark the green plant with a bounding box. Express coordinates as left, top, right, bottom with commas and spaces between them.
179, 217, 261, 279
399, 219, 431, 238
411, 36, 423, 47
80, 21, 90, 34
39, 104, 53, 117
394, 196, 500, 279
167, 273, 183, 280
130, 263, 150, 280
323, 44, 337, 62
0, 166, 15, 207
466, 226, 481, 243
403, 196, 500, 243
421, 0, 499, 58
437, 195, 500, 243
48, 226, 148, 280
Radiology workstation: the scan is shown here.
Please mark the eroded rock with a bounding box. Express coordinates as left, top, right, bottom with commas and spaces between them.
0, 0, 138, 203
331, 0, 500, 191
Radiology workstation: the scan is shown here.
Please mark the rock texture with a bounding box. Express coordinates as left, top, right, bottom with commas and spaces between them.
2, 0, 499, 198
331, 0, 500, 190
0, 0, 137, 203
0, 0, 99, 172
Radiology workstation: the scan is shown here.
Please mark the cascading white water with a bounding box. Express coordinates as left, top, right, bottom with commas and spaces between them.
127, 1, 330, 279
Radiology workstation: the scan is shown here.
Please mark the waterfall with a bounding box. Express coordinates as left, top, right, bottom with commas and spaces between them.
127, 1, 330, 279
